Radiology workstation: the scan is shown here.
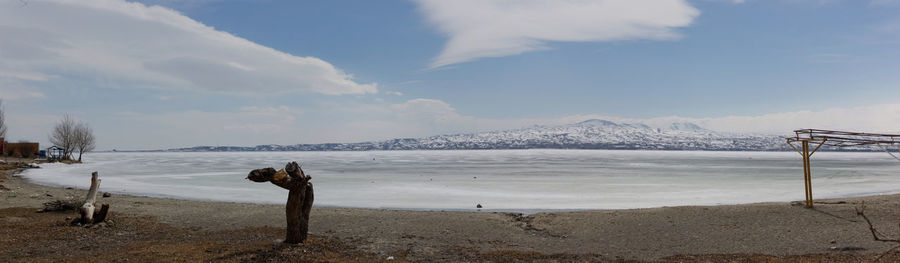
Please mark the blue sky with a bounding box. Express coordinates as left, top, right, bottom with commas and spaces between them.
2, 0, 900, 150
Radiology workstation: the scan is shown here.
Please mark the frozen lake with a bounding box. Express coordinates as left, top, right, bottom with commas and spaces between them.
20, 150, 900, 211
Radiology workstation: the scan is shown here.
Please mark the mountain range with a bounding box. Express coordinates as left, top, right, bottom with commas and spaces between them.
168, 119, 790, 152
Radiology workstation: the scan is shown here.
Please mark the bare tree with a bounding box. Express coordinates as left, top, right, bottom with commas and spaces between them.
0, 99, 7, 141
49, 115, 77, 160
73, 122, 96, 162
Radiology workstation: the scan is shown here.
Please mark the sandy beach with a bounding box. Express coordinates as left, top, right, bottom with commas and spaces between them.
3, 161, 900, 262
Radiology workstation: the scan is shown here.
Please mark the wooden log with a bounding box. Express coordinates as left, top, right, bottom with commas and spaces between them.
285, 187, 304, 243
299, 183, 314, 241
39, 199, 81, 212
92, 203, 110, 223
248, 161, 314, 244
79, 172, 101, 224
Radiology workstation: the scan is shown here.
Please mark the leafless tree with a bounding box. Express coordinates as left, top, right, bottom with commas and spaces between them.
73, 122, 96, 162
49, 115, 77, 160
0, 99, 7, 141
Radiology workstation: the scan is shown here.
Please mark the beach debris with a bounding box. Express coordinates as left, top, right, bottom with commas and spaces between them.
103, 192, 111, 198
17, 163, 40, 169
386, 256, 395, 260
72, 171, 110, 226
248, 161, 314, 244
856, 202, 900, 261
476, 204, 483, 209
7, 193, 16, 197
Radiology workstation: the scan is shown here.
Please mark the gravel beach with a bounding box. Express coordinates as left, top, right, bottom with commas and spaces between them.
3, 160, 900, 262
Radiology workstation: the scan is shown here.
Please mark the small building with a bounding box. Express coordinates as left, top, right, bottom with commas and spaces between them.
46, 146, 65, 161
3, 141, 40, 158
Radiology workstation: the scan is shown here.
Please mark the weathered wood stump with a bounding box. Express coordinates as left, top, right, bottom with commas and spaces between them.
74, 172, 110, 225
247, 162, 314, 244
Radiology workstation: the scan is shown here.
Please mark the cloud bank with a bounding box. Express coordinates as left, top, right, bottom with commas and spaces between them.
0, 0, 376, 95
414, 0, 700, 68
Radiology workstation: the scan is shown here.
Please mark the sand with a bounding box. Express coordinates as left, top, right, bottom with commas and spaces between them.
3, 160, 900, 262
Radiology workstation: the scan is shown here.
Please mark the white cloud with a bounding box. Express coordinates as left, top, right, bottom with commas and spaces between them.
0, 0, 376, 95
414, 0, 700, 68
558, 104, 900, 135
0, 86, 45, 100
0, 77, 45, 100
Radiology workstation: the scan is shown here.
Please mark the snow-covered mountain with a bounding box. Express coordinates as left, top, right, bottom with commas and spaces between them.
170, 119, 789, 152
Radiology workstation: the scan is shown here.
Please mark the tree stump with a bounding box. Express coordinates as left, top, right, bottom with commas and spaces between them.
75, 172, 110, 225
247, 162, 314, 244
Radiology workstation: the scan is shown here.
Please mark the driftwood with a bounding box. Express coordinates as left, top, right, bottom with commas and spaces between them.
39, 199, 81, 212
73, 172, 110, 225
248, 162, 314, 243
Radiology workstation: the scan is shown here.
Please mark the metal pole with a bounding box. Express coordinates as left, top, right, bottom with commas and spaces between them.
802, 140, 813, 208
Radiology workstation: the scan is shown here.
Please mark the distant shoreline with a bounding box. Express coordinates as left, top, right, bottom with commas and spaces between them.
102, 148, 898, 153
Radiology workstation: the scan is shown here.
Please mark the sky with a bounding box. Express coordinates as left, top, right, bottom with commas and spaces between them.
2, 0, 900, 150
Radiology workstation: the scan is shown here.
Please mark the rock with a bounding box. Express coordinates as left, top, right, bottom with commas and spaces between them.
65, 187, 73, 190
29, 194, 39, 198
45, 193, 53, 197
476, 204, 483, 209
102, 192, 111, 198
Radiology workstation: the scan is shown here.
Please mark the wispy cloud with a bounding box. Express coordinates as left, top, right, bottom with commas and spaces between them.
414, 0, 700, 68
0, 0, 376, 95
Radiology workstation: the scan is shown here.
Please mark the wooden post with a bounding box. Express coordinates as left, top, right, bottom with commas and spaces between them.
802, 141, 813, 208
248, 162, 314, 243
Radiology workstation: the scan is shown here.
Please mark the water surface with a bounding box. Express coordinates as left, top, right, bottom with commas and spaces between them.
22, 150, 900, 210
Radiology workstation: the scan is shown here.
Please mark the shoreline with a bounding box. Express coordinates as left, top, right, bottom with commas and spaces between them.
4, 163, 900, 261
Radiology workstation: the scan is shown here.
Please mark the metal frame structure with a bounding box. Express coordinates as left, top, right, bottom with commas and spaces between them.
787, 129, 900, 208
